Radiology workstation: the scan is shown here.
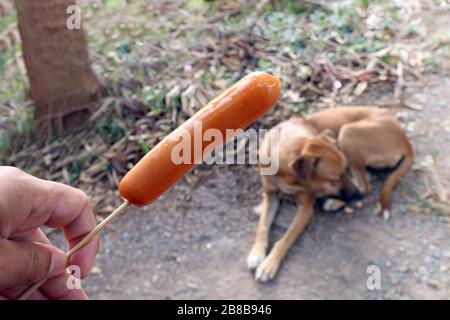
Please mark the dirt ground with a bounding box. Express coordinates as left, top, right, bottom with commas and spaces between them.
44, 8, 450, 300
46, 71, 446, 300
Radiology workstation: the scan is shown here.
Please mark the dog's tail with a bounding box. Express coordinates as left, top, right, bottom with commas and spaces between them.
380, 142, 414, 210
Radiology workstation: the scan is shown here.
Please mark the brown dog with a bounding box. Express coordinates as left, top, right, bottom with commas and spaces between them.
247, 106, 413, 282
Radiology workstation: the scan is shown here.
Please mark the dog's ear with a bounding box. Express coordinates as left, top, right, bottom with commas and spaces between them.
319, 129, 337, 144
290, 156, 317, 182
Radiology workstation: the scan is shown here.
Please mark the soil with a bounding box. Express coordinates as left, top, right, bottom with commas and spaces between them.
44, 9, 450, 299
53, 72, 449, 300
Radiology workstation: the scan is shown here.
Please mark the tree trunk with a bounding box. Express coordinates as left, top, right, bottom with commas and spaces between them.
14, 0, 103, 132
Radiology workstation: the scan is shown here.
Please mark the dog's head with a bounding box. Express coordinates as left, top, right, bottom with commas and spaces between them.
289, 130, 353, 196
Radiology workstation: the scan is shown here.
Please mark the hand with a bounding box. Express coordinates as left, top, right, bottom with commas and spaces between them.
0, 166, 99, 299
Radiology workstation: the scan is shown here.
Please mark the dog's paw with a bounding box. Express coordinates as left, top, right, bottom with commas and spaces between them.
355, 200, 364, 209
322, 198, 346, 212
374, 203, 391, 220
247, 254, 265, 270
247, 246, 266, 270
382, 209, 391, 221
255, 256, 280, 282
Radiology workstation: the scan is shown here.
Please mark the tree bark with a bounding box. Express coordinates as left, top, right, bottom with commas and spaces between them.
14, 0, 103, 132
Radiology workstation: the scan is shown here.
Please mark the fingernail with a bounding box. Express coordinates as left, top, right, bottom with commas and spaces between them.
48, 250, 67, 278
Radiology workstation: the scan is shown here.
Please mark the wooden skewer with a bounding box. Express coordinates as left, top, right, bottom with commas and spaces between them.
18, 200, 131, 300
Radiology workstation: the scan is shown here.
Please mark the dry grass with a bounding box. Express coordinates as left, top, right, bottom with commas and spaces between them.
0, 0, 448, 212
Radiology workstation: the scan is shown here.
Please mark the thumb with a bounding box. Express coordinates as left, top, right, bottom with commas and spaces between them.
0, 239, 67, 290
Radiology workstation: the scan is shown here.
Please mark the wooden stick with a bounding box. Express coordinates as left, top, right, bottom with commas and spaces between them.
18, 200, 131, 300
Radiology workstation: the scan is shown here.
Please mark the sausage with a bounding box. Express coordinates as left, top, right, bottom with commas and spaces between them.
119, 71, 281, 206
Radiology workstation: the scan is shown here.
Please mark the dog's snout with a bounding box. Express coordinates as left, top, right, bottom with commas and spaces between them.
338, 173, 365, 202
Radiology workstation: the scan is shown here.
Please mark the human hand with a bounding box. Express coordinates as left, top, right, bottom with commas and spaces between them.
0, 166, 99, 299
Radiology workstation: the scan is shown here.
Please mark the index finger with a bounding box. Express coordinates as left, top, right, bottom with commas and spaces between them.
0, 167, 99, 278
40, 181, 100, 278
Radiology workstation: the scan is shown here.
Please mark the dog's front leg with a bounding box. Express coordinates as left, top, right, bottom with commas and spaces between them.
247, 191, 279, 270
255, 192, 315, 282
